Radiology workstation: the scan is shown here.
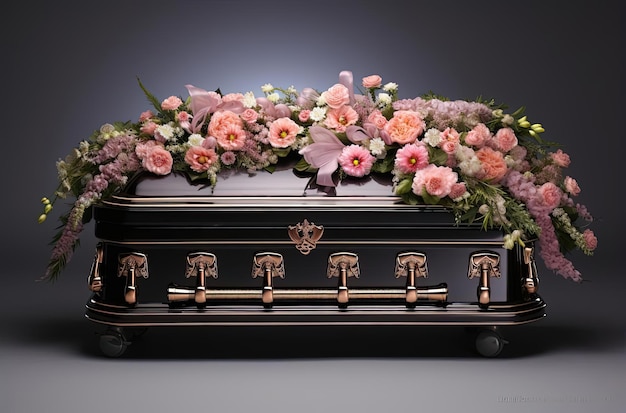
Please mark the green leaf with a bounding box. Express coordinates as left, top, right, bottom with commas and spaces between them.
395, 178, 413, 195
421, 189, 441, 205
137, 77, 162, 113
294, 157, 316, 172
427, 146, 448, 166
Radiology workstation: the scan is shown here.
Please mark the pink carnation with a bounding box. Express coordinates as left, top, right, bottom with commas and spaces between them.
564, 176, 581, 196
269, 117, 299, 148
184, 146, 218, 172
449, 182, 467, 200
412, 164, 458, 198
140, 121, 158, 136
551, 149, 571, 167
161, 96, 183, 111
220, 151, 236, 166
139, 110, 154, 122
135, 140, 163, 159
394, 143, 429, 174
338, 145, 376, 177
493, 127, 518, 152
475, 146, 508, 182
464, 123, 490, 147
583, 229, 598, 251
384, 110, 424, 145
142, 146, 173, 175
537, 182, 562, 209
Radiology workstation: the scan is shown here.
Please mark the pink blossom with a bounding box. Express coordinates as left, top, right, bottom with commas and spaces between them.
537, 182, 562, 209
338, 145, 375, 177
362, 75, 382, 89
240, 108, 259, 123
208, 111, 244, 141
184, 146, 218, 172
135, 140, 163, 159
551, 149, 571, 167
177, 111, 192, 131
216, 125, 247, 151
583, 229, 598, 251
412, 164, 458, 198
220, 151, 236, 166
269, 117, 299, 148
142, 146, 173, 175
140, 121, 158, 136
367, 110, 387, 129
475, 146, 508, 182
384, 110, 425, 145
394, 143, 429, 174
298, 110, 311, 123
323, 84, 350, 109
449, 182, 467, 200
464, 123, 490, 147
439, 127, 460, 154
222, 93, 245, 103
564, 176, 581, 196
202, 136, 217, 149
324, 106, 359, 132
139, 110, 154, 122
493, 127, 518, 152
161, 96, 183, 111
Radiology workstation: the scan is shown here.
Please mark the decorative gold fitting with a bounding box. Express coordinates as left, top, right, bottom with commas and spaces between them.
395, 252, 428, 305
88, 243, 104, 292
468, 251, 501, 307
522, 247, 539, 295
185, 252, 218, 306
252, 252, 285, 306
288, 219, 324, 255
327, 252, 360, 305
117, 252, 149, 306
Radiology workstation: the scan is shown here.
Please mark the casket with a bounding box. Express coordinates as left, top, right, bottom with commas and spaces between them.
85, 163, 546, 357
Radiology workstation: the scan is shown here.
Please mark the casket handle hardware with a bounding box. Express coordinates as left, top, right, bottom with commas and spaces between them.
522, 247, 539, 296
252, 252, 285, 308
395, 252, 428, 307
327, 252, 360, 307
117, 252, 149, 306
185, 252, 218, 307
288, 219, 324, 255
468, 251, 501, 308
88, 243, 104, 293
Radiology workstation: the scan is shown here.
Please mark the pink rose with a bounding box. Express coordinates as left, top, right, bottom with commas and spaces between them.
564, 176, 581, 196
439, 127, 460, 154
538, 182, 562, 209
475, 146, 508, 182
493, 127, 518, 152
139, 110, 154, 122
367, 110, 388, 129
298, 110, 311, 123
465, 123, 490, 147
161, 96, 183, 111
362, 75, 382, 89
551, 149, 571, 167
135, 140, 163, 159
269, 117, 299, 148
140, 121, 158, 136
240, 108, 259, 123
142, 146, 173, 175
384, 110, 424, 145
184, 146, 218, 172
323, 84, 350, 109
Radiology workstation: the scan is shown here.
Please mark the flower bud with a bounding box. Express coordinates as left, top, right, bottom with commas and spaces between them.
531, 124, 545, 133
44, 204, 53, 213
41, 197, 50, 204
38, 214, 47, 224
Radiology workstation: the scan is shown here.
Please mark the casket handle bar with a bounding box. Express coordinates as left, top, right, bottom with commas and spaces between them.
468, 251, 501, 308
117, 252, 149, 306
327, 252, 360, 307
252, 252, 285, 308
185, 252, 218, 307
395, 252, 428, 307
88, 243, 104, 293
522, 247, 539, 296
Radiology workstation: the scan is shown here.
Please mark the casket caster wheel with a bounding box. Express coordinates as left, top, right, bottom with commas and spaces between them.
98, 327, 130, 358
472, 327, 507, 358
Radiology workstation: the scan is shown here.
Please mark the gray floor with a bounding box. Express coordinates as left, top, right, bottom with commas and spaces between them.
1, 261, 623, 413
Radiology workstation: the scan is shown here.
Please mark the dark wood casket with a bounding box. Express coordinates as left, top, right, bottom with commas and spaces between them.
85, 163, 545, 357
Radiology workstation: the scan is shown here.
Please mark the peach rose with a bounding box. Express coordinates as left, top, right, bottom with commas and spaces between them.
208, 111, 244, 140
362, 75, 382, 89
269, 117, 299, 148
323, 84, 350, 109
367, 110, 388, 129
161, 96, 183, 111
475, 146, 508, 182
383, 110, 424, 145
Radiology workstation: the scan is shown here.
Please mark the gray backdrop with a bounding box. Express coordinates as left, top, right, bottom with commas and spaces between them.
1, 1, 623, 413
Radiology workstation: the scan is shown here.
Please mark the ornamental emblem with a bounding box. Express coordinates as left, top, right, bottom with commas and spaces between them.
288, 219, 324, 255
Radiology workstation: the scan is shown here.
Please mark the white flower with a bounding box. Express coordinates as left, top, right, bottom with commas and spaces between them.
187, 133, 204, 146
243, 91, 257, 108
369, 138, 386, 157
156, 124, 176, 141
309, 107, 327, 122
383, 82, 398, 92
423, 128, 441, 147
501, 114, 514, 126
377, 93, 392, 106
100, 123, 115, 134
267, 92, 280, 103
316, 93, 327, 106
261, 83, 274, 93
286, 85, 297, 94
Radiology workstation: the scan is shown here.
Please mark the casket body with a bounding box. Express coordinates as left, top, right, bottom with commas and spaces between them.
85, 166, 545, 332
